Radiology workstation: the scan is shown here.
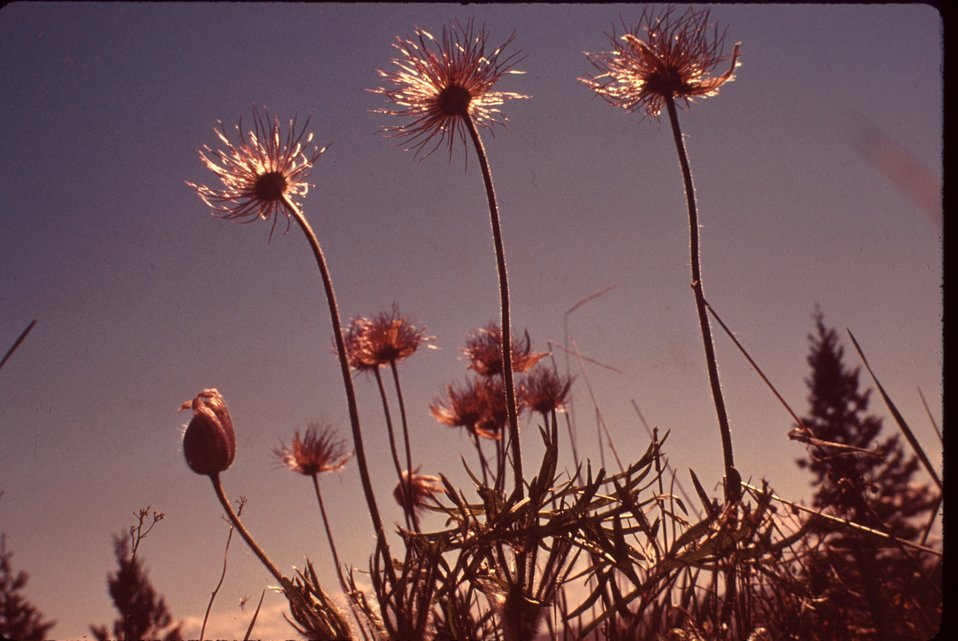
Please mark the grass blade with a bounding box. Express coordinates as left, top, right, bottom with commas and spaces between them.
0, 319, 37, 372
242, 589, 266, 641
846, 329, 942, 490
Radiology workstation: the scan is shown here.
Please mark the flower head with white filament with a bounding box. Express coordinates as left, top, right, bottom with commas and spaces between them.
373, 19, 527, 159
188, 106, 325, 236
583, 6, 740, 119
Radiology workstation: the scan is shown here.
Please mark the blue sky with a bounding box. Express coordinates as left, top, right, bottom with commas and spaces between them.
0, 3, 942, 637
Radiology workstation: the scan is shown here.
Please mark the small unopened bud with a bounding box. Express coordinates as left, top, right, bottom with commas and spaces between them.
180, 388, 236, 476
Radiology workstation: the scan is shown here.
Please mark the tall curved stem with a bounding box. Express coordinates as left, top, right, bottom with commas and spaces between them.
281, 196, 396, 582
463, 114, 523, 500
663, 96, 738, 502
210, 474, 285, 585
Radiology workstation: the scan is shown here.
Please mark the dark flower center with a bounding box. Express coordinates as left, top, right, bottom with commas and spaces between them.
254, 171, 288, 202
437, 84, 472, 116
645, 67, 685, 97
374, 346, 402, 362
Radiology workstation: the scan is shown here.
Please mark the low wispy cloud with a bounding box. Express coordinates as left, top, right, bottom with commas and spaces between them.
179, 596, 294, 640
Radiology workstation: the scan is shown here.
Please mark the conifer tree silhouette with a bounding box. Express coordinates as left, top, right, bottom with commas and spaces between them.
90, 529, 182, 641
0, 533, 55, 641
796, 309, 940, 641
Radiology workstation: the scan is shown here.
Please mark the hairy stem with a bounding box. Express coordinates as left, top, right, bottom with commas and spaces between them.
282, 196, 395, 584
463, 113, 523, 500
664, 96, 738, 503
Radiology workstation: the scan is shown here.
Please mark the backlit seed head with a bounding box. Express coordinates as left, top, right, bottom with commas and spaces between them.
431, 376, 522, 440
373, 19, 528, 160
274, 424, 352, 477
463, 323, 547, 378
253, 171, 288, 203
518, 368, 573, 416
187, 106, 325, 237
394, 468, 445, 514
437, 84, 473, 117
582, 6, 740, 119
342, 305, 431, 371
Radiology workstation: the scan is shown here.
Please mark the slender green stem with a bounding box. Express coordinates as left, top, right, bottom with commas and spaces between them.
652, 427, 669, 553
310, 475, 348, 596
470, 430, 491, 485
494, 425, 507, 494
462, 113, 523, 500
388, 363, 414, 492
389, 360, 419, 531
309, 475, 374, 641
373, 368, 413, 531
664, 96, 738, 503
281, 195, 395, 584
209, 474, 284, 585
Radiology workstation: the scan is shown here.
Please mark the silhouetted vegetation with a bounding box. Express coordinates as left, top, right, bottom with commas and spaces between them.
173, 5, 943, 640
0, 531, 55, 641
90, 510, 183, 641
791, 312, 941, 640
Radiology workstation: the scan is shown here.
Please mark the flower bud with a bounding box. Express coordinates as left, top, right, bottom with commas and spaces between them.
180, 388, 236, 476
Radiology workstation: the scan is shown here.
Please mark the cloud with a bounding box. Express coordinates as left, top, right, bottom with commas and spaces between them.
179, 597, 298, 640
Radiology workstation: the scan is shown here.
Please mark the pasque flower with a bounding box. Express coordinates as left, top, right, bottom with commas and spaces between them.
584, 5, 742, 503
187, 106, 325, 235
274, 425, 352, 477
372, 18, 527, 158
343, 305, 431, 371
431, 377, 518, 440
518, 368, 572, 416
582, 6, 740, 118
393, 468, 444, 515
463, 323, 546, 378
190, 107, 398, 569
375, 19, 530, 499
180, 388, 236, 476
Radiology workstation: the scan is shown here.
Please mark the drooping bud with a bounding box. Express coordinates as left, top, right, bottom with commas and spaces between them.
179, 388, 236, 476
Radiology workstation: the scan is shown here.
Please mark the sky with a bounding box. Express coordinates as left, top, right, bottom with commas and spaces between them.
0, 2, 942, 638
